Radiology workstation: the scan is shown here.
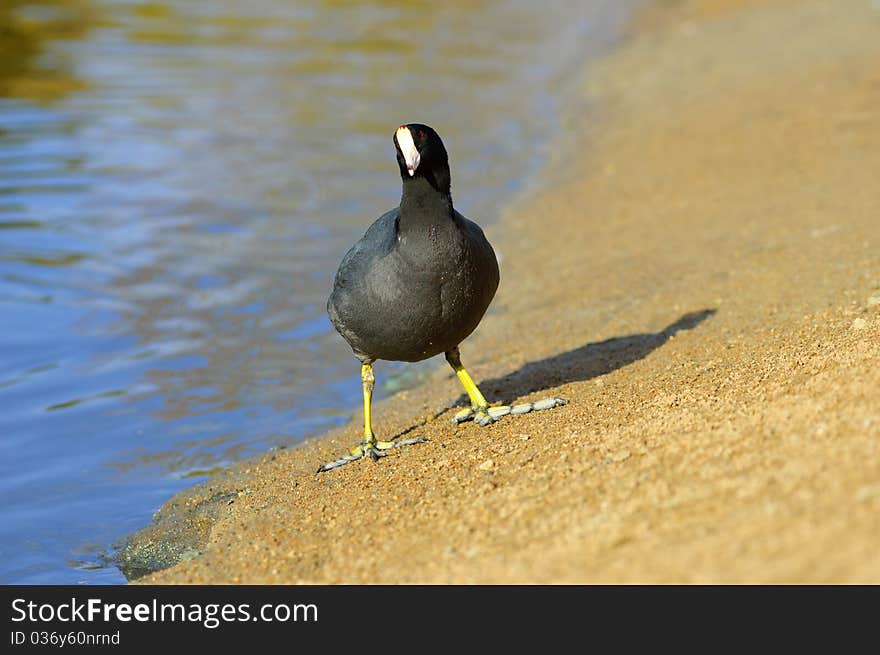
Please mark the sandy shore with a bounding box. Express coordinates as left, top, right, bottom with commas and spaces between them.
123, 0, 880, 583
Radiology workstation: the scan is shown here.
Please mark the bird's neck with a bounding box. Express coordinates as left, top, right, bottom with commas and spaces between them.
399, 175, 454, 234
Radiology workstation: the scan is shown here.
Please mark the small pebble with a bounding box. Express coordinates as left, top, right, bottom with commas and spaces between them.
478, 459, 495, 471
867, 295, 880, 307
855, 485, 880, 503
851, 317, 867, 330
179, 548, 202, 562
611, 450, 631, 462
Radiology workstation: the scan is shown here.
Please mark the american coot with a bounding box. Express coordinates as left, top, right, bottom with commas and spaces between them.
319, 124, 565, 472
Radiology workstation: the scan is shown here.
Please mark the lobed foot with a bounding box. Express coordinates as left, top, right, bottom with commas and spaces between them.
317, 437, 427, 473
452, 397, 567, 426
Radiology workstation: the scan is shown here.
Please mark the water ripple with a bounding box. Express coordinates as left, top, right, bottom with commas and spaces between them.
0, 0, 633, 584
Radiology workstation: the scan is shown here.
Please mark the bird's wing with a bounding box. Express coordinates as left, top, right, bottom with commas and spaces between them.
328, 207, 399, 312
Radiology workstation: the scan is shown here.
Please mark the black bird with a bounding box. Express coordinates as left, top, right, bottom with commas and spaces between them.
320, 124, 565, 472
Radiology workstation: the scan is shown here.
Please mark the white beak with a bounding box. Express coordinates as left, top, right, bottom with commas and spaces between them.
396, 125, 420, 176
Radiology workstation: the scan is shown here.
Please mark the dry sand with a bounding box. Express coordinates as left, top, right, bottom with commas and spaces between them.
124, 0, 880, 583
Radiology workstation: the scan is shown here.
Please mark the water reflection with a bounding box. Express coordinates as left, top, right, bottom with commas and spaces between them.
0, 0, 93, 101
0, 0, 630, 582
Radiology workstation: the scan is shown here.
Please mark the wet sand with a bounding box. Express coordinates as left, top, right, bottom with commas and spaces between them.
125, 0, 880, 583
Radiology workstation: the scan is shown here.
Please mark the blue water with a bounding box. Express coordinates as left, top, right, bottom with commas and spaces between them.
0, 0, 632, 583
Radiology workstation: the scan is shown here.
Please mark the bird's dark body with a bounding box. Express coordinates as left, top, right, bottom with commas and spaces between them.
317, 124, 564, 472
328, 203, 499, 364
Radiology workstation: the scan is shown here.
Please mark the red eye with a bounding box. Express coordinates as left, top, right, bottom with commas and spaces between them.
418, 130, 425, 140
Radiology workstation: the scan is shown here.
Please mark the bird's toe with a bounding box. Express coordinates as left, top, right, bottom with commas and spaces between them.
452, 407, 475, 424
317, 436, 428, 473
462, 397, 568, 428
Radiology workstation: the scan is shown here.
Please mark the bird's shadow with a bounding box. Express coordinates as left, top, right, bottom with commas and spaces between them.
456, 308, 717, 408
392, 308, 716, 439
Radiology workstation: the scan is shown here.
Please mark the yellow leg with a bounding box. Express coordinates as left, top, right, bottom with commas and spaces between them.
356, 363, 393, 454
445, 348, 489, 409
317, 362, 427, 472
445, 347, 567, 426
362, 363, 376, 444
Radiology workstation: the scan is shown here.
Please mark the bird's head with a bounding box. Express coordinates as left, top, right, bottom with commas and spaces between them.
393, 123, 450, 191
